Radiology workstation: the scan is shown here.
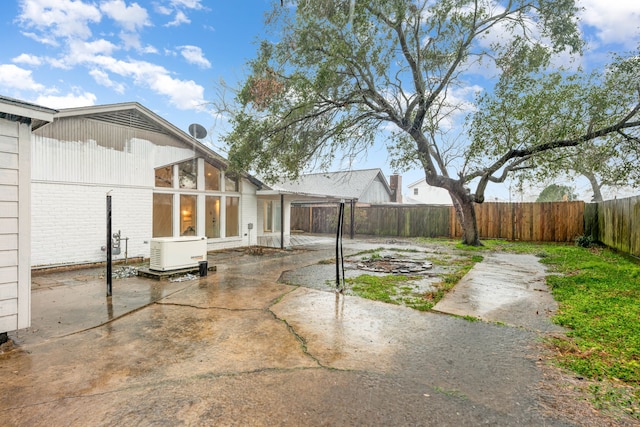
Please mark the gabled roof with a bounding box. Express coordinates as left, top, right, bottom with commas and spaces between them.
407, 177, 427, 188
270, 168, 392, 200
55, 101, 213, 152
44, 101, 264, 189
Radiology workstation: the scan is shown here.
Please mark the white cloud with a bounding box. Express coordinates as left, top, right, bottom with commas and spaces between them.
89, 68, 125, 93
18, 0, 102, 41
169, 0, 204, 9
71, 39, 119, 58
118, 31, 144, 50
35, 91, 97, 109
179, 45, 211, 69
11, 0, 209, 114
21, 31, 58, 46
155, 5, 172, 15
12, 53, 43, 66
75, 55, 206, 110
166, 10, 190, 27
0, 64, 45, 91
51, 39, 118, 68
99, 0, 152, 50
149, 73, 206, 110
141, 45, 159, 54
579, 0, 640, 48
100, 0, 150, 32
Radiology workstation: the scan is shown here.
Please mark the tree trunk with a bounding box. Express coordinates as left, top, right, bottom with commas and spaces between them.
582, 171, 603, 202
449, 189, 482, 246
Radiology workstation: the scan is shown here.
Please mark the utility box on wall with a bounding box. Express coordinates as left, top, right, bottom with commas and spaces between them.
149, 237, 207, 271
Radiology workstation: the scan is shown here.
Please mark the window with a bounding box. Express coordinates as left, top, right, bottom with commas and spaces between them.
264, 201, 273, 232
225, 196, 239, 237
153, 193, 173, 237
155, 166, 173, 188
178, 160, 198, 189
225, 174, 238, 192
180, 195, 197, 236
205, 196, 221, 238
263, 200, 282, 233
204, 162, 220, 191
274, 201, 281, 232
413, 188, 419, 195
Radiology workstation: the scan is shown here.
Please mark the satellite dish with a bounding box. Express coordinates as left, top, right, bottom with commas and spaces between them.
188, 123, 207, 139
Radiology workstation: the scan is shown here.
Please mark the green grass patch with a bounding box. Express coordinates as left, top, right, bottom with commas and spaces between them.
346, 274, 434, 311
539, 245, 640, 384
471, 240, 640, 419
347, 274, 415, 305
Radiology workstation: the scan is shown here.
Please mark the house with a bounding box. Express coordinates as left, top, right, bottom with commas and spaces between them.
270, 168, 402, 205
0, 96, 56, 338
29, 102, 279, 268
404, 177, 452, 205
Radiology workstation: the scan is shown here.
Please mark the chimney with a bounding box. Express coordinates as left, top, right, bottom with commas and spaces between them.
389, 174, 402, 203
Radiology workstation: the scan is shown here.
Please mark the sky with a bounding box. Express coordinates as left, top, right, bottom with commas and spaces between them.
1, 0, 639, 200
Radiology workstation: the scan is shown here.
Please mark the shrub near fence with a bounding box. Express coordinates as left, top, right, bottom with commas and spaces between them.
291, 201, 585, 242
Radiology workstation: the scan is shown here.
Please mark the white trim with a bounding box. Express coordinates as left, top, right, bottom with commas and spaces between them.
17, 122, 31, 329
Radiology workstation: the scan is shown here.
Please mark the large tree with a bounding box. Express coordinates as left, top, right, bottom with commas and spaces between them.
220, 0, 639, 245
471, 51, 640, 203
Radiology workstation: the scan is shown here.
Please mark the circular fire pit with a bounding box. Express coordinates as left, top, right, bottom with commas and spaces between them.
355, 256, 433, 275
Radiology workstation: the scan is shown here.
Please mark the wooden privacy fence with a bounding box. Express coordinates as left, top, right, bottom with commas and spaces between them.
291, 201, 585, 243
462, 201, 584, 242
586, 195, 640, 258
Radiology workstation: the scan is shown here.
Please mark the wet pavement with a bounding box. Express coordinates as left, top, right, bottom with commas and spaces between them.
1, 238, 578, 426
433, 252, 566, 333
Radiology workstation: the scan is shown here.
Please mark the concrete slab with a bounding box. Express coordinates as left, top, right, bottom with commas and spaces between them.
433, 252, 565, 333
1, 239, 588, 426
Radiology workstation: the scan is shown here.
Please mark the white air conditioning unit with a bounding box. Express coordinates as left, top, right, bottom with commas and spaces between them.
150, 237, 207, 271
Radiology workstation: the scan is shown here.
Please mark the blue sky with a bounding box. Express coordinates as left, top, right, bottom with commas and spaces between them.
1, 0, 639, 199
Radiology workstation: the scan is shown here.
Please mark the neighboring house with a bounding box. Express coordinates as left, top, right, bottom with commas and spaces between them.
0, 96, 55, 336
30, 102, 276, 267
404, 178, 453, 205
271, 168, 402, 205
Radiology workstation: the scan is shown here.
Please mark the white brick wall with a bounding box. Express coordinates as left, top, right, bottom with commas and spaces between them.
31, 183, 152, 266
30, 126, 261, 266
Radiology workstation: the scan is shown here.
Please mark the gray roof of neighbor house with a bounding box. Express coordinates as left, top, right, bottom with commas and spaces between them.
0, 95, 57, 128
39, 101, 265, 189
269, 168, 392, 201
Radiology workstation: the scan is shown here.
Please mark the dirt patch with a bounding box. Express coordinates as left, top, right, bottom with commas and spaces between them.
537, 355, 639, 427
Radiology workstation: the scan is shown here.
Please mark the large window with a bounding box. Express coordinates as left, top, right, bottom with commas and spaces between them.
225, 196, 239, 237
205, 196, 221, 238
263, 200, 282, 233
180, 195, 197, 236
205, 162, 221, 191
153, 193, 173, 237
155, 166, 173, 188
153, 158, 243, 240
264, 200, 273, 232
178, 160, 198, 189
274, 200, 281, 232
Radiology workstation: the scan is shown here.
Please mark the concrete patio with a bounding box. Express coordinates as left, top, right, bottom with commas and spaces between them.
1, 238, 579, 426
